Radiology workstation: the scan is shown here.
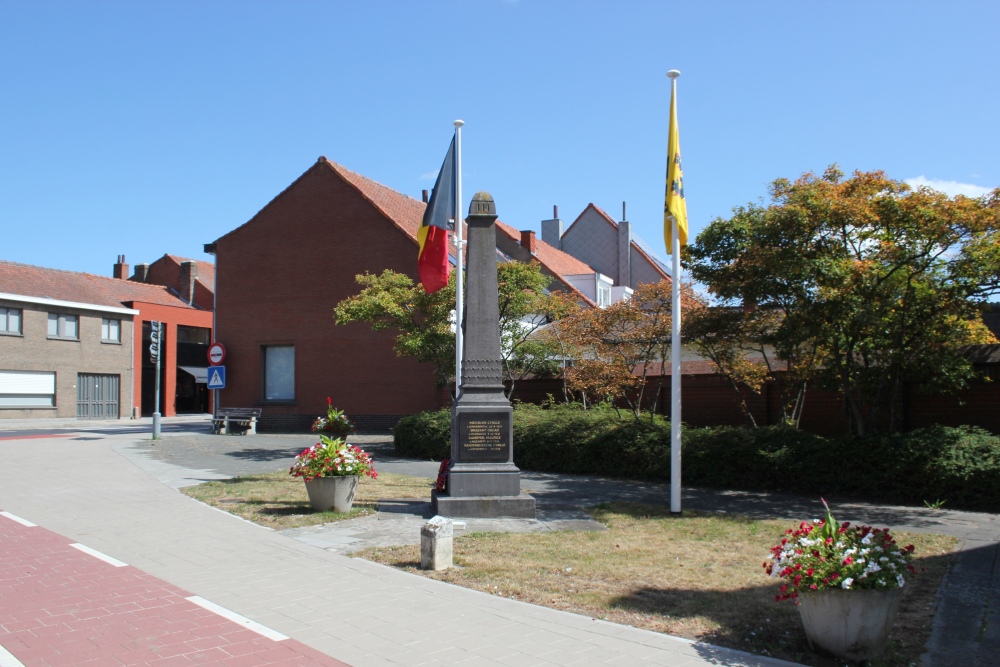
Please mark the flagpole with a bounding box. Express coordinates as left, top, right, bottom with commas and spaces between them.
454, 119, 465, 396
667, 70, 682, 514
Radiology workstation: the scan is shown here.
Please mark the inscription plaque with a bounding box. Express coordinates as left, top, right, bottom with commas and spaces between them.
457, 412, 510, 462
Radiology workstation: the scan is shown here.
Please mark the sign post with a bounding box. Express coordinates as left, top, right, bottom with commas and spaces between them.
150, 321, 162, 440
208, 342, 226, 425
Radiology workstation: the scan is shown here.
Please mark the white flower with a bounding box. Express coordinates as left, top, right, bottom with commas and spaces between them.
841, 578, 854, 589
896, 574, 906, 587
866, 562, 882, 573
861, 533, 873, 545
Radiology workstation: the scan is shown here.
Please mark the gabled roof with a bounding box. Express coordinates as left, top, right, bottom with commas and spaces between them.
213, 157, 428, 248
564, 203, 618, 238
565, 203, 672, 282
495, 220, 596, 307
0, 260, 198, 310
324, 159, 427, 242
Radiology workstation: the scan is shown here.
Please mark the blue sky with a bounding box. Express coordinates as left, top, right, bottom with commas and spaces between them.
2, 0, 997, 279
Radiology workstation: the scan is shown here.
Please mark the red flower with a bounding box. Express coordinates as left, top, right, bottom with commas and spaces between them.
327, 396, 332, 405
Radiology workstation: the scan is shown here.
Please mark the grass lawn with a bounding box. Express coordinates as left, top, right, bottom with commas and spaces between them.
184, 474, 958, 666
181, 471, 434, 529
359, 503, 958, 667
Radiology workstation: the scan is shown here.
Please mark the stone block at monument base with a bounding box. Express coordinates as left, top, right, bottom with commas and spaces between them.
432, 491, 536, 519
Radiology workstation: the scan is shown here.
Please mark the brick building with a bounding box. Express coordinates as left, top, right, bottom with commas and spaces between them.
206, 157, 449, 431
207, 157, 638, 432
0, 259, 212, 420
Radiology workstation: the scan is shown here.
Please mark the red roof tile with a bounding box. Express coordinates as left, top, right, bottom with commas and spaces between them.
0, 260, 197, 310
494, 221, 597, 306
322, 159, 427, 243
164, 254, 216, 290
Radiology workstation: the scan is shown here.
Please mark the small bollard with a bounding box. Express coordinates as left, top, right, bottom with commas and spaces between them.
420, 515, 453, 571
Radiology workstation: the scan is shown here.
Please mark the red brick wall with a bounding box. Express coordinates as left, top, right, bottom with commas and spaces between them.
213, 162, 444, 429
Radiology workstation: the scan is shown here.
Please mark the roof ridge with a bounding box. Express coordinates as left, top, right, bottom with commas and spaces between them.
0, 259, 152, 286
322, 158, 426, 242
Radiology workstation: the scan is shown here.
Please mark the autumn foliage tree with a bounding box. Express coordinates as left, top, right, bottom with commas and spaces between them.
555, 280, 678, 421
688, 166, 1000, 436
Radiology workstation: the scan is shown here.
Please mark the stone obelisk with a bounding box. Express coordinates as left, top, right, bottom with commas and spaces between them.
431, 192, 536, 518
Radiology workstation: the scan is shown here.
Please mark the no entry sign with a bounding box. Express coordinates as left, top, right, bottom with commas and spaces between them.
207, 342, 226, 366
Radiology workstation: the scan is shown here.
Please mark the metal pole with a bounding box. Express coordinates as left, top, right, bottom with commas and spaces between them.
454, 119, 465, 397
667, 70, 682, 514
153, 321, 162, 440
670, 216, 682, 514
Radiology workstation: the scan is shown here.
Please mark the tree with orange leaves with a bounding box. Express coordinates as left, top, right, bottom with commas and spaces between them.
688, 166, 1000, 436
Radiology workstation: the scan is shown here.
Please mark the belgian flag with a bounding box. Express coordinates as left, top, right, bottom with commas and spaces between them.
418, 136, 456, 293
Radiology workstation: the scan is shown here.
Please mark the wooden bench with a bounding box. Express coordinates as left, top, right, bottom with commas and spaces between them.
212, 408, 262, 435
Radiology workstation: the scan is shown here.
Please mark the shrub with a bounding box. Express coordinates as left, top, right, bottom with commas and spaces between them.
393, 409, 450, 460
394, 405, 1000, 512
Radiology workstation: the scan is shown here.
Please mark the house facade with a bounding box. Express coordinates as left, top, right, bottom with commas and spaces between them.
0, 259, 212, 420
542, 203, 671, 290
0, 291, 136, 419
206, 157, 447, 432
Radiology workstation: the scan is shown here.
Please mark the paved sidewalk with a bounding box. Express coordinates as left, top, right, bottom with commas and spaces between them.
0, 424, 798, 667
0, 511, 347, 666
3, 417, 999, 665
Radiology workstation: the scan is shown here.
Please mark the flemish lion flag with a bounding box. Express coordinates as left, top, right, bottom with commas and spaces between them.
663, 82, 688, 253
417, 136, 456, 293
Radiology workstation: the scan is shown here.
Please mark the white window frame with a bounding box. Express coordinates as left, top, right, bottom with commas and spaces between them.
101, 318, 121, 343
48, 313, 79, 340
262, 345, 295, 401
597, 282, 612, 308
0, 307, 21, 335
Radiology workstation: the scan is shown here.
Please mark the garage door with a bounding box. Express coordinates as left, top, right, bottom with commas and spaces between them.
77, 374, 119, 419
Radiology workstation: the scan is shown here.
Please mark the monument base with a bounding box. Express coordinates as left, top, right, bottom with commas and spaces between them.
432, 490, 536, 519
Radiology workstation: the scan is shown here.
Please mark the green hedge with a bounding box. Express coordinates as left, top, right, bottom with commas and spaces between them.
393, 406, 1000, 512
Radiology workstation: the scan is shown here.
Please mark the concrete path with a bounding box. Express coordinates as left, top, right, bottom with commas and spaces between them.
2, 416, 999, 665
0, 419, 797, 667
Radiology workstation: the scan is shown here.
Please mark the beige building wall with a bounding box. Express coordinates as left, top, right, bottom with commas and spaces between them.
0, 297, 135, 419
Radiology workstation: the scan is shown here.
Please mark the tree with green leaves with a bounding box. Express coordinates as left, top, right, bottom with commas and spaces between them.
333, 261, 574, 397
688, 166, 1000, 436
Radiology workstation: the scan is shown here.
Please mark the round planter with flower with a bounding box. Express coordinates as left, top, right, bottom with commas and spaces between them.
289, 435, 377, 513
311, 397, 356, 438
764, 499, 916, 662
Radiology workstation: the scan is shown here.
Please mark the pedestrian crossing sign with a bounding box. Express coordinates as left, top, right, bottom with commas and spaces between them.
207, 366, 226, 390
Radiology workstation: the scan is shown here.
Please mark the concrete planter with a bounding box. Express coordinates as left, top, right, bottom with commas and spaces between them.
304, 475, 359, 513
797, 587, 903, 661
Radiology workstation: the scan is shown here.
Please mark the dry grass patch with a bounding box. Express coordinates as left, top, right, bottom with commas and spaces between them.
358, 502, 958, 666
181, 471, 433, 530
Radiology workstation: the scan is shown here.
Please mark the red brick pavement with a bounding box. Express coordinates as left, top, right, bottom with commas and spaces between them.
0, 510, 351, 666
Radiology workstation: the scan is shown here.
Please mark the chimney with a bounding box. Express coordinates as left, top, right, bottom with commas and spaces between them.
133, 263, 149, 282
520, 230, 537, 255
180, 261, 198, 305
541, 205, 563, 250
618, 201, 632, 289
113, 255, 129, 280
422, 189, 429, 203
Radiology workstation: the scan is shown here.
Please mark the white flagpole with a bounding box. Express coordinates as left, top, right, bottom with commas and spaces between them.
454, 119, 465, 396
667, 71, 682, 514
